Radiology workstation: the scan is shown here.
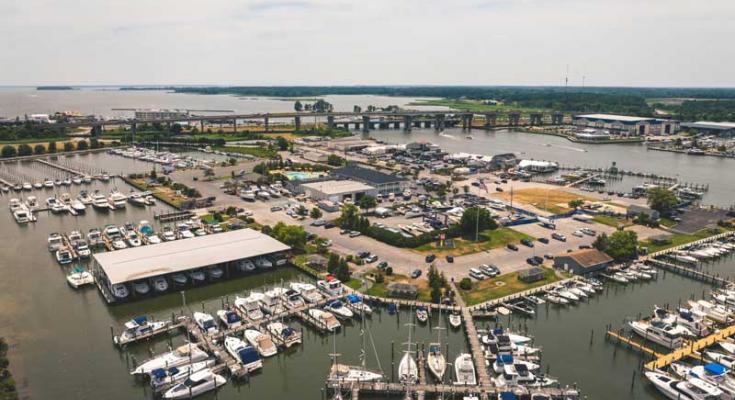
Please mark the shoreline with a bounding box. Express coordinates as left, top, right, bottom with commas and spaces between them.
647, 146, 735, 159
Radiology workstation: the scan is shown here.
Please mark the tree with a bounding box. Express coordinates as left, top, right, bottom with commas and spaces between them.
594, 231, 638, 261
294, 100, 303, 112
296, 205, 308, 216
76, 140, 89, 151
459, 278, 473, 290
340, 204, 360, 229
647, 187, 678, 216
90, 138, 100, 149
353, 105, 362, 113
276, 136, 289, 151
63, 142, 74, 152
568, 199, 584, 209
33, 144, 45, 155
47, 141, 57, 153
460, 207, 497, 239
17, 144, 32, 156
1, 145, 16, 158
327, 253, 340, 274
358, 195, 377, 211
463, 185, 470, 194
327, 154, 345, 166
310, 207, 323, 219
335, 258, 351, 282
271, 222, 307, 251
171, 123, 183, 135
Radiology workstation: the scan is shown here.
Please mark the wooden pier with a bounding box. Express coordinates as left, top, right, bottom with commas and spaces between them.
644, 324, 735, 370
605, 330, 664, 359
339, 381, 580, 399
467, 277, 577, 312
34, 158, 85, 176
646, 258, 732, 287
155, 210, 195, 223
450, 281, 492, 390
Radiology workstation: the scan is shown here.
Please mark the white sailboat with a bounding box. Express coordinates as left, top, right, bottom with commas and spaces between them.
162, 369, 226, 399
132, 344, 208, 375
398, 324, 418, 384
427, 307, 447, 382
453, 353, 477, 386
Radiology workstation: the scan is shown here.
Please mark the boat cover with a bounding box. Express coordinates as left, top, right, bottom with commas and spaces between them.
499, 354, 513, 363
499, 393, 518, 400
151, 368, 167, 379
238, 346, 260, 364
346, 294, 361, 303
226, 311, 241, 324
133, 316, 147, 325
704, 363, 727, 375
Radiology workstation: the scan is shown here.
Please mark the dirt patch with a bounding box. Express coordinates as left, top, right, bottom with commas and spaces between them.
496, 188, 594, 214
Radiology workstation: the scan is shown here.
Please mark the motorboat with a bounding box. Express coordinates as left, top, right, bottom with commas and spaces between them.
162, 369, 226, 400
705, 351, 735, 369
75, 241, 91, 258
553, 288, 579, 302
43, 179, 54, 188
66, 266, 94, 288
70, 199, 86, 213
236, 259, 256, 273
149, 359, 216, 392
645, 370, 723, 400
290, 282, 322, 303
282, 289, 306, 309
652, 305, 711, 338
82, 175, 92, 184
22, 182, 32, 191
454, 353, 477, 386
161, 226, 177, 241
171, 273, 188, 286
719, 341, 735, 355
216, 309, 242, 330
9, 198, 23, 212
308, 309, 341, 331
33, 182, 43, 189
688, 300, 733, 324
103, 224, 127, 250
56, 247, 73, 265
193, 312, 218, 335
261, 288, 287, 315
123, 228, 142, 247
449, 312, 462, 328
152, 276, 169, 292
324, 300, 354, 319
188, 269, 206, 284
628, 320, 685, 349
266, 322, 302, 348
208, 267, 224, 280
255, 257, 273, 269
92, 192, 110, 210
345, 293, 372, 315
128, 193, 148, 207
398, 352, 418, 384
62, 177, 72, 186
670, 362, 735, 396
138, 220, 161, 244
610, 272, 630, 284
244, 328, 278, 357
177, 223, 194, 239
224, 336, 262, 372
416, 306, 429, 323
493, 364, 556, 387
427, 343, 446, 381
108, 190, 127, 209
235, 295, 264, 321
13, 208, 35, 224
115, 316, 169, 345
133, 280, 150, 295
492, 354, 539, 374
545, 293, 569, 305
317, 277, 344, 296
25, 196, 38, 209
112, 284, 129, 300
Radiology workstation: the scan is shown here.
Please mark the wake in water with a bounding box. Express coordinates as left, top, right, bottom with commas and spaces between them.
545, 143, 588, 152
438, 130, 458, 140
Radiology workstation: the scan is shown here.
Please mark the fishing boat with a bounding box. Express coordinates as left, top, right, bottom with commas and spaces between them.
152, 276, 169, 292
244, 328, 278, 357
266, 322, 302, 348
325, 300, 354, 319
66, 266, 94, 288
217, 309, 242, 330
290, 282, 322, 303
224, 337, 262, 372
149, 359, 216, 391
235, 294, 265, 321
162, 369, 227, 399
449, 312, 462, 328
308, 309, 341, 331
628, 320, 685, 348
193, 312, 218, 335
132, 344, 209, 375
115, 316, 169, 345
454, 353, 477, 386
645, 370, 723, 400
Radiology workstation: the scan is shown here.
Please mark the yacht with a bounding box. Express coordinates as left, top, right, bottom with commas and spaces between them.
705, 351, 735, 369
290, 282, 323, 303
317, 278, 344, 296
449, 312, 462, 328
133, 280, 150, 295
13, 208, 35, 224
324, 300, 354, 319
244, 328, 278, 357
77, 191, 93, 205
124, 229, 142, 247
454, 353, 477, 386
688, 300, 733, 324
235, 294, 265, 321
193, 312, 218, 335
652, 305, 711, 338
493, 364, 556, 387
111, 284, 129, 300
149, 359, 216, 392
56, 247, 73, 265
114, 316, 169, 345
492, 354, 539, 374
308, 309, 341, 332
66, 266, 94, 288
266, 322, 302, 348
103, 224, 127, 250
216, 309, 243, 330
177, 223, 194, 239
261, 288, 287, 315
108, 190, 127, 209
427, 343, 447, 381
670, 362, 735, 396
152, 276, 169, 292
70, 199, 86, 213
345, 293, 372, 315
92, 192, 110, 210
25, 196, 38, 209
75, 241, 91, 258
645, 370, 723, 400
224, 336, 262, 372
282, 288, 306, 309
162, 369, 226, 400
161, 226, 177, 241
628, 320, 685, 348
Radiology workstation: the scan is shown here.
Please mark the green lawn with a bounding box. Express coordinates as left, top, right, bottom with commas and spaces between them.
459, 268, 567, 306
592, 214, 633, 228
659, 217, 678, 228
364, 274, 432, 302
639, 228, 729, 253
345, 278, 363, 290
414, 228, 534, 257
217, 145, 278, 158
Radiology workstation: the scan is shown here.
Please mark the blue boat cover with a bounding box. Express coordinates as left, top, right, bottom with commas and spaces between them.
328, 300, 342, 307
151, 368, 167, 379
226, 311, 241, 324
168, 367, 179, 375
388, 303, 397, 314
499, 354, 513, 363
499, 393, 518, 400
705, 363, 727, 375
140, 225, 154, 235
493, 328, 504, 335
238, 346, 261, 364
679, 309, 694, 322
133, 316, 147, 325
346, 294, 361, 303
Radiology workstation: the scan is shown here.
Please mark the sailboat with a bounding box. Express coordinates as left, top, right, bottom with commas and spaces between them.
398, 324, 418, 384
427, 307, 447, 382
328, 305, 383, 384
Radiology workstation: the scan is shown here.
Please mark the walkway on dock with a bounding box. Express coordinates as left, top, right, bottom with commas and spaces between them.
647, 258, 732, 287
34, 158, 85, 176
345, 381, 577, 399
450, 281, 492, 389
644, 323, 735, 370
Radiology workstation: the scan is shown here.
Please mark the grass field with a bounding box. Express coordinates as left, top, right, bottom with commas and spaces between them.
459, 267, 567, 306
414, 228, 534, 257
365, 273, 432, 302
496, 188, 594, 215
592, 214, 633, 228
217, 145, 278, 159
639, 227, 730, 253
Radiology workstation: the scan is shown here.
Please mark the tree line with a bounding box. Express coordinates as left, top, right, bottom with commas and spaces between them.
1, 138, 103, 158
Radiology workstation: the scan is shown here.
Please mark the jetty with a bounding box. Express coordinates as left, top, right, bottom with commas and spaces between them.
34, 158, 85, 176
450, 281, 492, 388
646, 258, 731, 287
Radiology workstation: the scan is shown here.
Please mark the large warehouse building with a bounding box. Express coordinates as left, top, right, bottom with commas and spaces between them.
681, 121, 735, 137
572, 114, 679, 136
331, 164, 408, 196
300, 180, 376, 202
93, 229, 290, 303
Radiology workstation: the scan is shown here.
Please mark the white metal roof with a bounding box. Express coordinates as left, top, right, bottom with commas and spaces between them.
690, 121, 735, 129
95, 228, 290, 285
301, 180, 375, 195
575, 113, 653, 123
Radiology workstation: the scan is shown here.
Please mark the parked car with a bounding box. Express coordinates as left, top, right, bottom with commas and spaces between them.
311, 219, 326, 227
543, 254, 554, 260
270, 206, 283, 212
580, 228, 596, 236
324, 222, 336, 229
532, 256, 544, 264
349, 231, 362, 238
579, 244, 592, 249
365, 254, 378, 263
411, 269, 422, 279
340, 228, 350, 235
480, 264, 500, 277
572, 230, 584, 238
425, 254, 436, 263
526, 257, 540, 266
445, 255, 454, 263
507, 243, 519, 251
538, 237, 549, 244
357, 251, 371, 259
521, 238, 534, 248
377, 261, 389, 270
552, 232, 567, 242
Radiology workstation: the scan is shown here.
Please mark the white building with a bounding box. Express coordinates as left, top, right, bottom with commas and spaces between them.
28, 114, 52, 123
300, 180, 377, 202
573, 113, 679, 136
518, 159, 559, 172
134, 109, 190, 121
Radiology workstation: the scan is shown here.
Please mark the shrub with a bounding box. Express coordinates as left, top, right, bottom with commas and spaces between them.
385, 266, 393, 276
375, 272, 385, 284
459, 277, 473, 290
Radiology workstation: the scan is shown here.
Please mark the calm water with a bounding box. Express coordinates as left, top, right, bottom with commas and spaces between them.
369, 128, 735, 207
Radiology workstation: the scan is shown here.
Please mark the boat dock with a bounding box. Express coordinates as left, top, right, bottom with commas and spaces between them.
450, 281, 492, 388
34, 158, 86, 176
360, 295, 459, 312
339, 381, 579, 400
644, 324, 735, 370
154, 210, 195, 223
605, 329, 664, 359
467, 277, 577, 312
646, 258, 732, 287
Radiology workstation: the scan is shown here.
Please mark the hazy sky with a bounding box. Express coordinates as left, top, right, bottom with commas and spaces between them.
1, 0, 733, 87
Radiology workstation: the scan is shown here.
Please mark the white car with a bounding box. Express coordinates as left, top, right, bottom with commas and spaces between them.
572, 230, 584, 238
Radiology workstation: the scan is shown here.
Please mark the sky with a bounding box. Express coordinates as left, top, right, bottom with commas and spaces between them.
1, 0, 733, 87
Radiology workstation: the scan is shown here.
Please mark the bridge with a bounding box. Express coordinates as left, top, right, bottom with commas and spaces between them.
42, 110, 571, 135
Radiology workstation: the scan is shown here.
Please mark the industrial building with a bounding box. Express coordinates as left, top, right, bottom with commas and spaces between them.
300, 179, 376, 202
553, 249, 613, 275
331, 164, 408, 195
681, 121, 735, 137
572, 114, 679, 136
93, 229, 290, 302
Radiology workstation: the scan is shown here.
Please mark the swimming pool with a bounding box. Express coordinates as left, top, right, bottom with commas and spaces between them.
277, 170, 327, 181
